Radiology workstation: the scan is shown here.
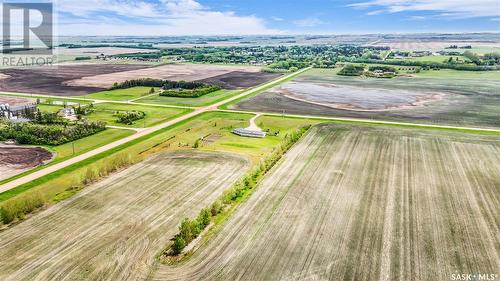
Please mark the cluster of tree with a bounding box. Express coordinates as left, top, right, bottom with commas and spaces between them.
159, 45, 383, 68
160, 85, 221, 98
110, 78, 217, 91
114, 111, 146, 125
171, 209, 211, 255
28, 110, 68, 125
0, 120, 106, 146
338, 64, 365, 76
74, 56, 91, 61
166, 126, 311, 257
368, 65, 397, 73
353, 58, 500, 71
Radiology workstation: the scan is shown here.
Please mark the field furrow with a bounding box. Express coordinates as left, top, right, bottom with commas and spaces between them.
152, 124, 500, 281
0, 151, 248, 281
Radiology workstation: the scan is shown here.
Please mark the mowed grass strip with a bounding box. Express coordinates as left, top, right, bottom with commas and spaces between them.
80, 86, 158, 101
86, 102, 192, 128
152, 123, 500, 281
136, 89, 242, 107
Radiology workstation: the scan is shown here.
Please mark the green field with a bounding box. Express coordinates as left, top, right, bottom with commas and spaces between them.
136, 90, 242, 107
80, 87, 158, 101
86, 103, 191, 128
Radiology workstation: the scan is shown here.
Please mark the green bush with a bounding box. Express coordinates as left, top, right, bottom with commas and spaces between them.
172, 236, 186, 255
338, 64, 365, 76
160, 85, 221, 98
114, 111, 146, 125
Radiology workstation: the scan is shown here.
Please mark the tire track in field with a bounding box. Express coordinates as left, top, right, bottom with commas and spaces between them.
0, 151, 248, 281
151, 124, 499, 281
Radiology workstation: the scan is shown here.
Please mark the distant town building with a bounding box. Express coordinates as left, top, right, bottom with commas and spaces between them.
0, 96, 37, 119
232, 128, 266, 138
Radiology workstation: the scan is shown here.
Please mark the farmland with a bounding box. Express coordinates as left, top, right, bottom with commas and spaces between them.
0, 151, 248, 280
64, 64, 263, 89
0, 64, 150, 96
152, 123, 500, 281
233, 68, 500, 128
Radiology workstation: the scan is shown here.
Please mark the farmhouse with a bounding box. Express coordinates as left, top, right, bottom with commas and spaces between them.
232, 128, 266, 138
0, 96, 37, 119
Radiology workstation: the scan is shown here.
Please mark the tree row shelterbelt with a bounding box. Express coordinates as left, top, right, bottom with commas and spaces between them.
110, 78, 222, 98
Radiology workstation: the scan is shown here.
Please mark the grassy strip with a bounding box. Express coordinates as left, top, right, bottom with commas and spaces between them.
264, 114, 500, 135
218, 69, 310, 110
162, 125, 311, 260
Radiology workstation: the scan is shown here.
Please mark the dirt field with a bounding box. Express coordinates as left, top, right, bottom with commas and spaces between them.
152, 124, 500, 281
369, 40, 500, 50
0, 145, 53, 181
0, 64, 150, 96
198, 71, 281, 89
65, 64, 262, 89
233, 69, 500, 128
0, 151, 248, 280
273, 81, 442, 111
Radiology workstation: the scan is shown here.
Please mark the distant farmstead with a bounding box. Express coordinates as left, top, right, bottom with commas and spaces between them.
232, 128, 266, 138
0, 96, 37, 119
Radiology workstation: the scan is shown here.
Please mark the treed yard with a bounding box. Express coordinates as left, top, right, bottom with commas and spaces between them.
152, 124, 500, 281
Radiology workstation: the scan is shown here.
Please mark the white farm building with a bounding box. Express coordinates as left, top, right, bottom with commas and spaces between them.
232, 128, 266, 138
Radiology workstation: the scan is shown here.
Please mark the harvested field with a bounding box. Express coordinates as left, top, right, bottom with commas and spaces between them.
153, 124, 500, 281
56, 47, 157, 56
369, 40, 500, 50
233, 69, 500, 128
0, 145, 53, 181
0, 64, 150, 96
197, 71, 281, 89
0, 151, 248, 280
65, 64, 262, 89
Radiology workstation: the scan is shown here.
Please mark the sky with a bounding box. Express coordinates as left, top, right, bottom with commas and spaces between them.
1, 0, 499, 36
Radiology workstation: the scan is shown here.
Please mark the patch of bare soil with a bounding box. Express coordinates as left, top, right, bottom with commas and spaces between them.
0, 64, 151, 96
64, 64, 262, 89
0, 145, 53, 181
197, 71, 281, 89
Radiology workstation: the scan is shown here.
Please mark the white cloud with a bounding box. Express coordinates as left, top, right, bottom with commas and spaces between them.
349, 0, 500, 18
349, 0, 500, 17
38, 0, 281, 35
271, 16, 284, 21
293, 17, 325, 27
